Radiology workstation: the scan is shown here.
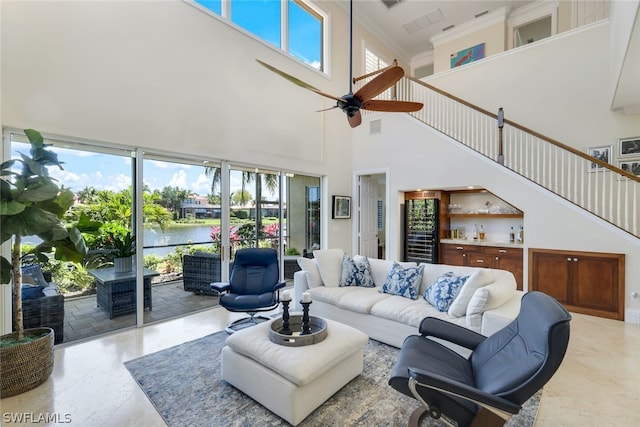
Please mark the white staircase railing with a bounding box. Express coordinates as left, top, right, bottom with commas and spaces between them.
355, 74, 640, 237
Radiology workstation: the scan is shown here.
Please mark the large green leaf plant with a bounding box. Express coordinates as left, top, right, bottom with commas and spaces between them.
1, 129, 101, 341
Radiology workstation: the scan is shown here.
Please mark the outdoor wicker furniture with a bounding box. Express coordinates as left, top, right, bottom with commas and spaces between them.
182, 252, 222, 295
89, 267, 158, 319
19, 265, 65, 344
283, 256, 301, 280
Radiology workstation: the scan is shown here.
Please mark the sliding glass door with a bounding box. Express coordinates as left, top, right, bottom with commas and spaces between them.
140, 155, 223, 323
5, 130, 138, 342
3, 128, 322, 344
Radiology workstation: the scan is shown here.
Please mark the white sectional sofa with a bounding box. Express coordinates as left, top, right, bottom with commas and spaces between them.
293, 249, 523, 348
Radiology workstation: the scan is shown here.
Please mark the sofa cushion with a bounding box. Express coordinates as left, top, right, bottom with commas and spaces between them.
423, 272, 468, 312
336, 287, 388, 313
340, 255, 374, 287
297, 257, 323, 288
448, 269, 493, 318
21, 284, 45, 300
466, 274, 517, 331
308, 286, 354, 306
380, 262, 424, 300
369, 295, 464, 328
21, 265, 49, 287
313, 249, 344, 287
365, 257, 417, 287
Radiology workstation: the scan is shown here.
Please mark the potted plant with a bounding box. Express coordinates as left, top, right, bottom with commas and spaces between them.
108, 231, 136, 273
0, 129, 100, 397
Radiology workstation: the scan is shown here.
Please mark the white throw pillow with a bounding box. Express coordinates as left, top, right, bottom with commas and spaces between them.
465, 277, 517, 331
447, 269, 493, 318
296, 257, 323, 288
313, 249, 344, 287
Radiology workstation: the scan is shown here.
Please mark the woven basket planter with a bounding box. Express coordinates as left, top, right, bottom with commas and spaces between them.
0, 327, 54, 398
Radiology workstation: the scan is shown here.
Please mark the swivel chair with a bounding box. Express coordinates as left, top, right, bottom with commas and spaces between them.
389, 291, 571, 427
211, 248, 285, 333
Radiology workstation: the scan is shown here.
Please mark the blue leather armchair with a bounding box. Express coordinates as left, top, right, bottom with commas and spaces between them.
389, 291, 571, 427
211, 248, 285, 333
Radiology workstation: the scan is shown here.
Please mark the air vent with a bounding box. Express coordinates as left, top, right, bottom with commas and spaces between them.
475, 10, 489, 18
402, 9, 444, 34
370, 119, 382, 134
442, 24, 455, 32
381, 0, 401, 9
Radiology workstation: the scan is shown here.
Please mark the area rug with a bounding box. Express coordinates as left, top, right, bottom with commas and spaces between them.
124, 332, 540, 426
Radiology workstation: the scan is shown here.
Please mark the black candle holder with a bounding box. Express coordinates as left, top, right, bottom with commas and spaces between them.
300, 300, 312, 335
280, 299, 291, 335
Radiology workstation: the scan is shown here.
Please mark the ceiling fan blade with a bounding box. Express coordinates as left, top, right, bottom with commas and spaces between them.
348, 111, 362, 128
362, 99, 424, 113
353, 66, 404, 102
317, 105, 339, 112
256, 59, 345, 103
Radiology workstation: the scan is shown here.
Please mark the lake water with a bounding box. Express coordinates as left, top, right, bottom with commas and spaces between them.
143, 225, 215, 257
23, 223, 280, 258
22, 224, 217, 259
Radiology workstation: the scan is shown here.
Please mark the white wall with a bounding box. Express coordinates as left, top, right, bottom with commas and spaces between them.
433, 21, 506, 73
423, 21, 640, 154
1, 0, 359, 250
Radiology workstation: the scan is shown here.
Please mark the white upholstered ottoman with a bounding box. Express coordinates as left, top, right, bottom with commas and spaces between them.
221, 317, 369, 426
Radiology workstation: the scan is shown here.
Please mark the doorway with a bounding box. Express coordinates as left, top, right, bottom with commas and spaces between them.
356, 172, 386, 259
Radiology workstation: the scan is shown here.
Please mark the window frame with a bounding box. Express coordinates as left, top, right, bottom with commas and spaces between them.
187, 0, 327, 73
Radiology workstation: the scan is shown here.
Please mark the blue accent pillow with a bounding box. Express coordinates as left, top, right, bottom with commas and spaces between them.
339, 255, 374, 287
380, 262, 425, 300
424, 272, 469, 312
21, 284, 45, 300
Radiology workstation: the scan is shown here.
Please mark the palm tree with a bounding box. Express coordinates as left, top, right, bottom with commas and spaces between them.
205, 166, 279, 247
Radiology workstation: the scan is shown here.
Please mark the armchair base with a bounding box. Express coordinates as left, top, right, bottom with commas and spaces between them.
225, 313, 272, 334
408, 406, 507, 427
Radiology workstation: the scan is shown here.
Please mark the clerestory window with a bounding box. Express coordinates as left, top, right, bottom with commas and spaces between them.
191, 0, 324, 71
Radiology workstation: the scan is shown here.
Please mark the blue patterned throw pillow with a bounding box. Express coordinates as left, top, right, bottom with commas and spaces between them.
339, 255, 374, 287
380, 262, 425, 300
424, 272, 469, 312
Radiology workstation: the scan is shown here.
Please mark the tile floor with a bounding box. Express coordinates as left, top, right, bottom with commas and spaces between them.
62, 281, 219, 342
2, 308, 640, 426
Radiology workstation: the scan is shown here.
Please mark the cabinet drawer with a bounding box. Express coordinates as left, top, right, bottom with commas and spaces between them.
467, 254, 494, 267
443, 244, 476, 252
480, 246, 523, 257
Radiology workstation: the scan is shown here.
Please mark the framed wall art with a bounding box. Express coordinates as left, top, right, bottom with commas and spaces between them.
618, 160, 640, 177
450, 43, 485, 68
332, 195, 351, 219
587, 145, 612, 171
618, 137, 640, 157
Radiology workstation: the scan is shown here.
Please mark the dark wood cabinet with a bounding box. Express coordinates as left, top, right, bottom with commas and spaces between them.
528, 248, 625, 320
485, 246, 524, 291
440, 243, 470, 266
440, 243, 523, 290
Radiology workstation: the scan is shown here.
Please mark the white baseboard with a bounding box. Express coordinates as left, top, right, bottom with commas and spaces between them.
625, 309, 640, 324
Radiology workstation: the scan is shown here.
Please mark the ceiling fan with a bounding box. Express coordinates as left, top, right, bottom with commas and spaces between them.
256, 0, 423, 128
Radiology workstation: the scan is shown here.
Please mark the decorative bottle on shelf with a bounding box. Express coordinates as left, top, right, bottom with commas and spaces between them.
478, 225, 485, 241
509, 226, 515, 243
473, 224, 478, 240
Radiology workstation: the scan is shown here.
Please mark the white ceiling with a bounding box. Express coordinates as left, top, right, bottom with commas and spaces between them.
336, 0, 536, 60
